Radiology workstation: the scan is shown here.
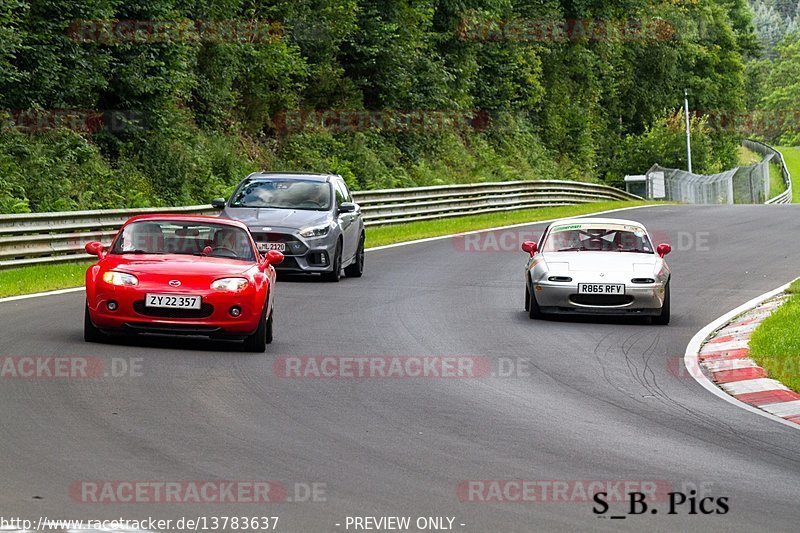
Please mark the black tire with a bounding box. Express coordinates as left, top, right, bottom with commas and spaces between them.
652, 282, 671, 325
243, 307, 268, 352
344, 233, 365, 278
265, 309, 274, 345
527, 284, 543, 319
84, 302, 104, 343
321, 241, 342, 282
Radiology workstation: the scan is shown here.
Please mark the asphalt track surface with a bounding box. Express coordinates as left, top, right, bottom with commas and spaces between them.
1, 204, 800, 532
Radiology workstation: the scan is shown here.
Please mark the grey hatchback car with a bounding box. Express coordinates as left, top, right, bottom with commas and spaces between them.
212, 172, 364, 281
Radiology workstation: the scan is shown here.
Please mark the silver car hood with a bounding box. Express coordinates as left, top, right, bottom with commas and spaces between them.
222, 207, 331, 231
540, 252, 659, 273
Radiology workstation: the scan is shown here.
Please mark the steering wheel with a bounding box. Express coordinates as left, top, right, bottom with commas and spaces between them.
210, 246, 239, 259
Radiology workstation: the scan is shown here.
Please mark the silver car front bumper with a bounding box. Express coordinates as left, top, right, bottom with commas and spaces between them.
530, 280, 667, 316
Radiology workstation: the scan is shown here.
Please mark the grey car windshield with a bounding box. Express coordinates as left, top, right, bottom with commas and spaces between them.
230, 179, 332, 211
542, 224, 654, 253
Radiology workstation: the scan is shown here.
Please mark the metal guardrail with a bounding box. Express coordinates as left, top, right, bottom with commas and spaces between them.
0, 179, 640, 269
743, 139, 793, 205
354, 180, 638, 225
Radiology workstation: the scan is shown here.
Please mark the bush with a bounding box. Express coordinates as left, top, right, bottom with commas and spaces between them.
603, 112, 739, 186
0, 129, 152, 212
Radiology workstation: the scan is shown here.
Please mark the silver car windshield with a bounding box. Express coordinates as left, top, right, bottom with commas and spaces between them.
542, 224, 654, 254
230, 179, 332, 211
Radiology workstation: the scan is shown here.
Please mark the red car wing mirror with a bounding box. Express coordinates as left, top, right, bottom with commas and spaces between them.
656, 243, 671, 258
85, 241, 105, 258
521, 241, 538, 256
265, 250, 284, 266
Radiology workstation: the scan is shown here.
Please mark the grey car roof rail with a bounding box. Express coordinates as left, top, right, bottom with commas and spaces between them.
244, 171, 338, 182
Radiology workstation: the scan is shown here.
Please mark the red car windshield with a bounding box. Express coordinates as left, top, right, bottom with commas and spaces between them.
542, 223, 654, 254
110, 221, 257, 262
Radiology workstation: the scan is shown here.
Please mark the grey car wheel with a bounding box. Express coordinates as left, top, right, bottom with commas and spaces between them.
344, 233, 364, 278
322, 241, 342, 282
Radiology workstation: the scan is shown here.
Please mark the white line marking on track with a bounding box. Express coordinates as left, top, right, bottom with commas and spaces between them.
0, 286, 85, 304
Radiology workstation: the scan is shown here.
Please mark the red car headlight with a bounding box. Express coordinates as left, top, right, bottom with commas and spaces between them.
102, 271, 139, 287
211, 278, 249, 292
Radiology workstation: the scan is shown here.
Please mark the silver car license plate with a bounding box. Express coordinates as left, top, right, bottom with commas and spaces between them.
578, 283, 625, 295
145, 294, 202, 309
258, 242, 286, 252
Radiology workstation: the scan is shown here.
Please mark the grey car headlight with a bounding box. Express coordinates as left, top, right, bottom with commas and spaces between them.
300, 224, 331, 238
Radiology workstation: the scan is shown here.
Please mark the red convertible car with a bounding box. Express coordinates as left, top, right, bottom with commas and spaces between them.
84, 215, 283, 351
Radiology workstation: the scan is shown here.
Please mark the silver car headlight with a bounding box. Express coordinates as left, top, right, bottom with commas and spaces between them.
211, 278, 249, 292
300, 224, 331, 238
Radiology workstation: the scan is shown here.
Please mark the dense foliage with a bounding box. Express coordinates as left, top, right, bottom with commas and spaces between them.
746, 0, 800, 144
0, 0, 755, 213
749, 0, 800, 54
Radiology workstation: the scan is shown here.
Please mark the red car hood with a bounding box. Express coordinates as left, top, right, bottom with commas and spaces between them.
104, 254, 256, 277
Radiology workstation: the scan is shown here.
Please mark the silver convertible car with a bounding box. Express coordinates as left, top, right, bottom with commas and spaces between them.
522, 218, 672, 324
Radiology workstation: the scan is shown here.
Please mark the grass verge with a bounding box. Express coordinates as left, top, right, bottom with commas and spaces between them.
776, 146, 800, 203
748, 278, 800, 392
0, 200, 656, 299
769, 161, 785, 199
0, 261, 91, 299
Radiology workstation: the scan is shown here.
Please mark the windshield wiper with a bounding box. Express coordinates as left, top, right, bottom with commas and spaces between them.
557, 247, 583, 252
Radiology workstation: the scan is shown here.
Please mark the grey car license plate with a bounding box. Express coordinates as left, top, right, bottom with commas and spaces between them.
257, 242, 286, 252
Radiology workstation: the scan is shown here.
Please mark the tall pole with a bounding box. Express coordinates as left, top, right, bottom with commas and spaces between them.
684, 89, 692, 173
